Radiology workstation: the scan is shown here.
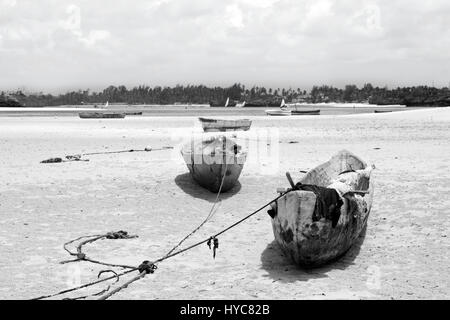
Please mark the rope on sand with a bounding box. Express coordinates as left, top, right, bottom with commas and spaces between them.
31, 163, 292, 300
95, 163, 230, 300
40, 146, 173, 163
60, 231, 138, 269
94, 189, 290, 300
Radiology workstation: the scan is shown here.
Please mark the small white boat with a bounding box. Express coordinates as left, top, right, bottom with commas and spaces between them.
266, 99, 291, 116
236, 101, 246, 108
265, 109, 292, 116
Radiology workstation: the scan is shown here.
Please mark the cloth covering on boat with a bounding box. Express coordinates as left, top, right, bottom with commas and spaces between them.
293, 183, 343, 227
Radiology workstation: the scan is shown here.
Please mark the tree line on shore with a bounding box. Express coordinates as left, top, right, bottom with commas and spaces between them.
1, 83, 449, 107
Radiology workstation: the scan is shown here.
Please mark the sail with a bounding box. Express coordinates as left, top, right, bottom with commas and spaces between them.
280, 99, 286, 107
225, 97, 230, 107
105, 101, 109, 108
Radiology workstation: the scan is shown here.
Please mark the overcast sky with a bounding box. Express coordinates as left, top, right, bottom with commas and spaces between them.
1, 0, 449, 93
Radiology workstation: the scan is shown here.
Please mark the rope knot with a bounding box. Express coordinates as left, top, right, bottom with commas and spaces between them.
138, 260, 157, 274
76, 253, 86, 260
106, 230, 137, 239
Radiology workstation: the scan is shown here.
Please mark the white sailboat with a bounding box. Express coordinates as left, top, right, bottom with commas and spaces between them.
236, 101, 246, 108
224, 97, 230, 107
265, 98, 291, 116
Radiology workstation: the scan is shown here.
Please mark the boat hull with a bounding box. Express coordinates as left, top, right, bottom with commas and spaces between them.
79, 112, 126, 119
291, 109, 320, 115
374, 110, 392, 113
199, 118, 252, 132
181, 137, 247, 193
265, 110, 292, 116
270, 150, 374, 267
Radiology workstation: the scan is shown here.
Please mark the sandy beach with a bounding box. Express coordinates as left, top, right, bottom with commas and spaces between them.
0, 107, 449, 300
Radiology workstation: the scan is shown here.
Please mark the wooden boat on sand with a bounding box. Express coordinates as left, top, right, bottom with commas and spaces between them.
79, 112, 126, 119
269, 150, 375, 267
265, 109, 292, 116
292, 109, 321, 115
374, 110, 392, 113
266, 99, 292, 116
181, 136, 247, 193
199, 117, 252, 132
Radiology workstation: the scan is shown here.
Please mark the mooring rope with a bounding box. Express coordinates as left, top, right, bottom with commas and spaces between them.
162, 161, 229, 259
31, 189, 290, 300
94, 190, 290, 300
40, 146, 173, 163
31, 189, 291, 300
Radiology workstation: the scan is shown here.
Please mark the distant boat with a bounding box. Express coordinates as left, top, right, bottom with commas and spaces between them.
124, 111, 143, 116
199, 117, 252, 132
265, 109, 292, 116
79, 112, 126, 119
181, 136, 247, 193
374, 110, 392, 113
292, 109, 321, 115
236, 101, 246, 108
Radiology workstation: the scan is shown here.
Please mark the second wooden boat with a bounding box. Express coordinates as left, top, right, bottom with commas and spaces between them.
269, 150, 375, 267
199, 117, 252, 132
181, 136, 247, 193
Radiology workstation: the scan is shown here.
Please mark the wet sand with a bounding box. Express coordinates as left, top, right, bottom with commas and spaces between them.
0, 107, 449, 299
0, 104, 420, 117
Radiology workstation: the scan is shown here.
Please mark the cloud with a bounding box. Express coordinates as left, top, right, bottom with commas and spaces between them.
0, 0, 16, 7
59, 4, 111, 47
0, 0, 449, 91
225, 4, 245, 29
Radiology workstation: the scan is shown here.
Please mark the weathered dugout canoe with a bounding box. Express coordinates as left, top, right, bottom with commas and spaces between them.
79, 112, 126, 119
181, 136, 247, 193
199, 117, 252, 132
270, 150, 375, 267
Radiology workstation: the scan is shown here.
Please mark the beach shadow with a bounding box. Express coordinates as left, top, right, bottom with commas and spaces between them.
260, 226, 367, 283
174, 172, 242, 203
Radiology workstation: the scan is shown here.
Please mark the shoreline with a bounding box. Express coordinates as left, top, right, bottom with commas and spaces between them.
0, 105, 432, 118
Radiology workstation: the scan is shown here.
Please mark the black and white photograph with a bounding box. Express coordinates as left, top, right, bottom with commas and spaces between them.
0, 0, 449, 304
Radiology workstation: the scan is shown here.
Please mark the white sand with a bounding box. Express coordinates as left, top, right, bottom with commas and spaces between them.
0, 108, 449, 299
